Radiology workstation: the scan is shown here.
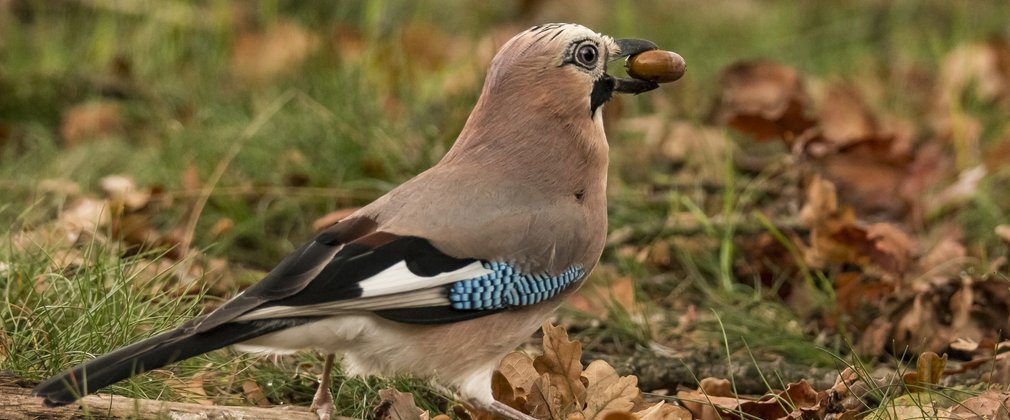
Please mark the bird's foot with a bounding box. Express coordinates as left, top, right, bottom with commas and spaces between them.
310, 385, 334, 420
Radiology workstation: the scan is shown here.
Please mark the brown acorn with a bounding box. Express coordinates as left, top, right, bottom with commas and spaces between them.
626, 50, 686, 83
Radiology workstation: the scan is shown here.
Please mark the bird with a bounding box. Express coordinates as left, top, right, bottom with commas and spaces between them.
34, 23, 674, 420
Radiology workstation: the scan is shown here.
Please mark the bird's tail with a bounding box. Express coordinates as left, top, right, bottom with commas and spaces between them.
33, 318, 312, 407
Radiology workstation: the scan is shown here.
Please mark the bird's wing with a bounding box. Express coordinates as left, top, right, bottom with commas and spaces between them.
189, 215, 585, 328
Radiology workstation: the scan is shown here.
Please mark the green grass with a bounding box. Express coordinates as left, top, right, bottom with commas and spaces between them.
3, 0, 1010, 418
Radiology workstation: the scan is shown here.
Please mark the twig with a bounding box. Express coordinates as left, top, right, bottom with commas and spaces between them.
0, 372, 357, 420
178, 90, 298, 258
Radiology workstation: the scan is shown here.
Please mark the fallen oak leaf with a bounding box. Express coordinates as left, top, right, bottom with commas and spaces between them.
713, 60, 816, 144
951, 390, 1010, 419
698, 377, 732, 398
675, 389, 746, 420
498, 351, 539, 398
678, 381, 821, 419
491, 370, 527, 413
633, 401, 692, 420
534, 322, 588, 409
581, 360, 638, 420
376, 388, 425, 420
528, 373, 564, 420
734, 380, 821, 419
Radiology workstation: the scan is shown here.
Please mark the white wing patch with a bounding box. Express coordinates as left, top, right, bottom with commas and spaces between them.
358, 260, 491, 297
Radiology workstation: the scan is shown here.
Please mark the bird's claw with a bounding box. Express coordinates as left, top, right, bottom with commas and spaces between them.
310, 389, 334, 420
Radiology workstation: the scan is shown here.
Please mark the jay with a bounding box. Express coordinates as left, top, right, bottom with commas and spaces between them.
34, 23, 679, 420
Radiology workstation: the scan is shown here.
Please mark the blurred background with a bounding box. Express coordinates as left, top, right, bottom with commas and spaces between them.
2, 0, 1010, 418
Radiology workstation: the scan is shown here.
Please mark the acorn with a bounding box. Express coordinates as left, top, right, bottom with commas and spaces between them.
626, 50, 686, 83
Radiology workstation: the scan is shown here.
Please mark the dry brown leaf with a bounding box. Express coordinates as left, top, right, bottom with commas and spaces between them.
818, 140, 911, 219
528, 373, 563, 420
633, 402, 692, 420
376, 388, 425, 420
491, 370, 526, 413
951, 390, 1010, 419
242, 380, 270, 407
865, 223, 914, 274
909, 352, 947, 388
678, 380, 824, 419
498, 351, 540, 398
534, 322, 588, 409
675, 389, 746, 420
698, 377, 732, 398
800, 175, 915, 274
581, 360, 638, 420
878, 276, 1010, 356
232, 20, 320, 81
737, 380, 821, 419
713, 60, 816, 143
60, 101, 124, 146
819, 82, 878, 147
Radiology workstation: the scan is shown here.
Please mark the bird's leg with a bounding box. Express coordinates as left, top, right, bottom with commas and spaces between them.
310, 353, 336, 420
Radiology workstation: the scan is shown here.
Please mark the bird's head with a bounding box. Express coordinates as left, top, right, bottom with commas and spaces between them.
445, 23, 678, 169
483, 23, 664, 119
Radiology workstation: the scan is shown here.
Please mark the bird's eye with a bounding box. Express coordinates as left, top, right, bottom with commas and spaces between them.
575, 44, 598, 67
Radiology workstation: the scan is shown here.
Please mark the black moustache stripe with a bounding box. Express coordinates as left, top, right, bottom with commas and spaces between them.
590, 76, 614, 116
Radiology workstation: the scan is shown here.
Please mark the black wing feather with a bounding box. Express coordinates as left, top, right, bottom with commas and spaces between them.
189, 217, 379, 333
33, 216, 500, 406
34, 317, 316, 406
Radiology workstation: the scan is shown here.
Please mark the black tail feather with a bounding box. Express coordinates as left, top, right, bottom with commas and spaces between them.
33, 318, 313, 406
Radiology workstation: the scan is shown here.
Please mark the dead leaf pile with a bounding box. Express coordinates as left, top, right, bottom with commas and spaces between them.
676, 378, 826, 419
703, 52, 1010, 360
477, 322, 691, 420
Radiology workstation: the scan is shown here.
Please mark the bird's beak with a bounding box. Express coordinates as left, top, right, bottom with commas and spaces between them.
607, 38, 660, 94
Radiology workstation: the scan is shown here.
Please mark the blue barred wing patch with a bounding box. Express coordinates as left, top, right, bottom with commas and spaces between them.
447, 262, 584, 310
